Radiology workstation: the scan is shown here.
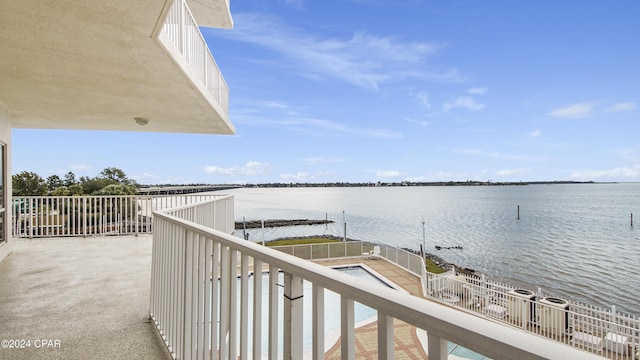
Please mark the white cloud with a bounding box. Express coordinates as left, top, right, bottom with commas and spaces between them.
233, 102, 402, 139
570, 165, 640, 180
69, 164, 91, 171
530, 129, 542, 138
605, 102, 636, 112
416, 91, 431, 109
442, 96, 485, 112
204, 161, 270, 176
548, 102, 596, 118
284, 0, 304, 9
453, 148, 544, 162
210, 13, 456, 90
280, 172, 310, 181
376, 170, 401, 178
495, 168, 530, 177
467, 87, 488, 95
303, 156, 344, 165
407, 118, 430, 127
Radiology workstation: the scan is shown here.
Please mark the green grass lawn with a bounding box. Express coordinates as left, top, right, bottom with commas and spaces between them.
426, 258, 446, 274
264, 237, 341, 247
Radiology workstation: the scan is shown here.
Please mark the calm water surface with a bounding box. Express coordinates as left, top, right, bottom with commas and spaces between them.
225, 184, 640, 316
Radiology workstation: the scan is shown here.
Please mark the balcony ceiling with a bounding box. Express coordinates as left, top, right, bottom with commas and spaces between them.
0, 0, 235, 134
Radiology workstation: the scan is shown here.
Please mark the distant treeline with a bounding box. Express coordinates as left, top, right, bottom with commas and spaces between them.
241, 180, 596, 188
137, 180, 599, 191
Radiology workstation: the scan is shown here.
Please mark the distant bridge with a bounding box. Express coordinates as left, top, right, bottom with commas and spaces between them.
136, 185, 243, 195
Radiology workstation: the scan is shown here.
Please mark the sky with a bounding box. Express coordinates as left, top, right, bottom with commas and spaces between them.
12, 0, 640, 184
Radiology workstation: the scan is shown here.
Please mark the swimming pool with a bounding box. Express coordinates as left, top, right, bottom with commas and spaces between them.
224, 265, 488, 359
233, 264, 392, 358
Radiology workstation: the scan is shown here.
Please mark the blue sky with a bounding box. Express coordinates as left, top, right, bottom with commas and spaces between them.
12, 0, 640, 184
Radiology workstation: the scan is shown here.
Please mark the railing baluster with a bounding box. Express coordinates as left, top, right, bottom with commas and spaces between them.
427, 333, 447, 360
340, 296, 355, 360
219, 245, 230, 358
312, 284, 324, 360
252, 259, 263, 360
203, 238, 212, 360
378, 312, 394, 359
228, 249, 238, 360
240, 254, 250, 359
283, 273, 303, 359
197, 233, 206, 360
211, 241, 220, 360
268, 265, 279, 360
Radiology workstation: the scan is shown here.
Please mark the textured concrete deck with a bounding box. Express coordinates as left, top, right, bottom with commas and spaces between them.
0, 236, 170, 360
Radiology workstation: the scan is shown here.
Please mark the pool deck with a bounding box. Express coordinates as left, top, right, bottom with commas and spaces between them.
314, 257, 430, 360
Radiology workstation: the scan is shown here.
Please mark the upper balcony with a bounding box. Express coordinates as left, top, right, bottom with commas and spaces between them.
0, 0, 234, 134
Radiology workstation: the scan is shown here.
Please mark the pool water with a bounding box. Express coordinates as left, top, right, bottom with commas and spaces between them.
238, 265, 388, 358
226, 265, 488, 359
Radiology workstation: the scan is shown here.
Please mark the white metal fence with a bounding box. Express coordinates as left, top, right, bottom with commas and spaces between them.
271, 240, 430, 296
427, 270, 640, 359
11, 194, 223, 238
160, 0, 229, 114
149, 198, 602, 360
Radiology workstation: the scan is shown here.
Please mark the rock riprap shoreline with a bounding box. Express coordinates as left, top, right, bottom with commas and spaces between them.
235, 218, 334, 229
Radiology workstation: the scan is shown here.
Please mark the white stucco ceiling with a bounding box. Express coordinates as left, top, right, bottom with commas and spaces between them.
0, 0, 235, 134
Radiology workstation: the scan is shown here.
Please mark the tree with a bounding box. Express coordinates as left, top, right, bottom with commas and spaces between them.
68, 184, 84, 196
99, 167, 135, 186
63, 172, 77, 187
93, 184, 137, 195
46, 175, 64, 191
80, 176, 116, 195
12, 171, 48, 196
50, 186, 70, 196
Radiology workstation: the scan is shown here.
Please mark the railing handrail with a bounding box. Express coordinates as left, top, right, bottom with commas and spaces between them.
152, 207, 603, 360
11, 194, 226, 238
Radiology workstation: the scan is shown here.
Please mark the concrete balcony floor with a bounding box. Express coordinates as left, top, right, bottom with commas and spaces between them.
0, 235, 171, 360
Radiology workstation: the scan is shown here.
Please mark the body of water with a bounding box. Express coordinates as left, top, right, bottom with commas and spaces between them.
225, 184, 640, 317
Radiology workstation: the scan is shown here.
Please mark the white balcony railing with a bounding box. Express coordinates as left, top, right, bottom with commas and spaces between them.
149, 198, 604, 360
426, 270, 640, 359
273, 241, 640, 358
159, 0, 229, 115
11, 194, 223, 238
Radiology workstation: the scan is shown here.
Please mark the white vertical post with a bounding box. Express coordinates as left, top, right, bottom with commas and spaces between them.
340, 296, 355, 360
196, 234, 205, 360
219, 246, 230, 358
210, 242, 220, 360
184, 232, 194, 360
427, 333, 448, 360
252, 260, 263, 360
312, 284, 325, 360
283, 273, 304, 360
228, 249, 238, 360
268, 266, 279, 360
240, 254, 250, 360
422, 220, 426, 263
378, 312, 394, 360
203, 238, 213, 360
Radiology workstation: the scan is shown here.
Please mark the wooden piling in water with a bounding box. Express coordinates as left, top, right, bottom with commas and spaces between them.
632, 213, 634, 227
517, 205, 520, 220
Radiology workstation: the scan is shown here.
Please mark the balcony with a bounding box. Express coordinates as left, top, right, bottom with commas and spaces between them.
1, 196, 621, 359
0, 0, 234, 134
